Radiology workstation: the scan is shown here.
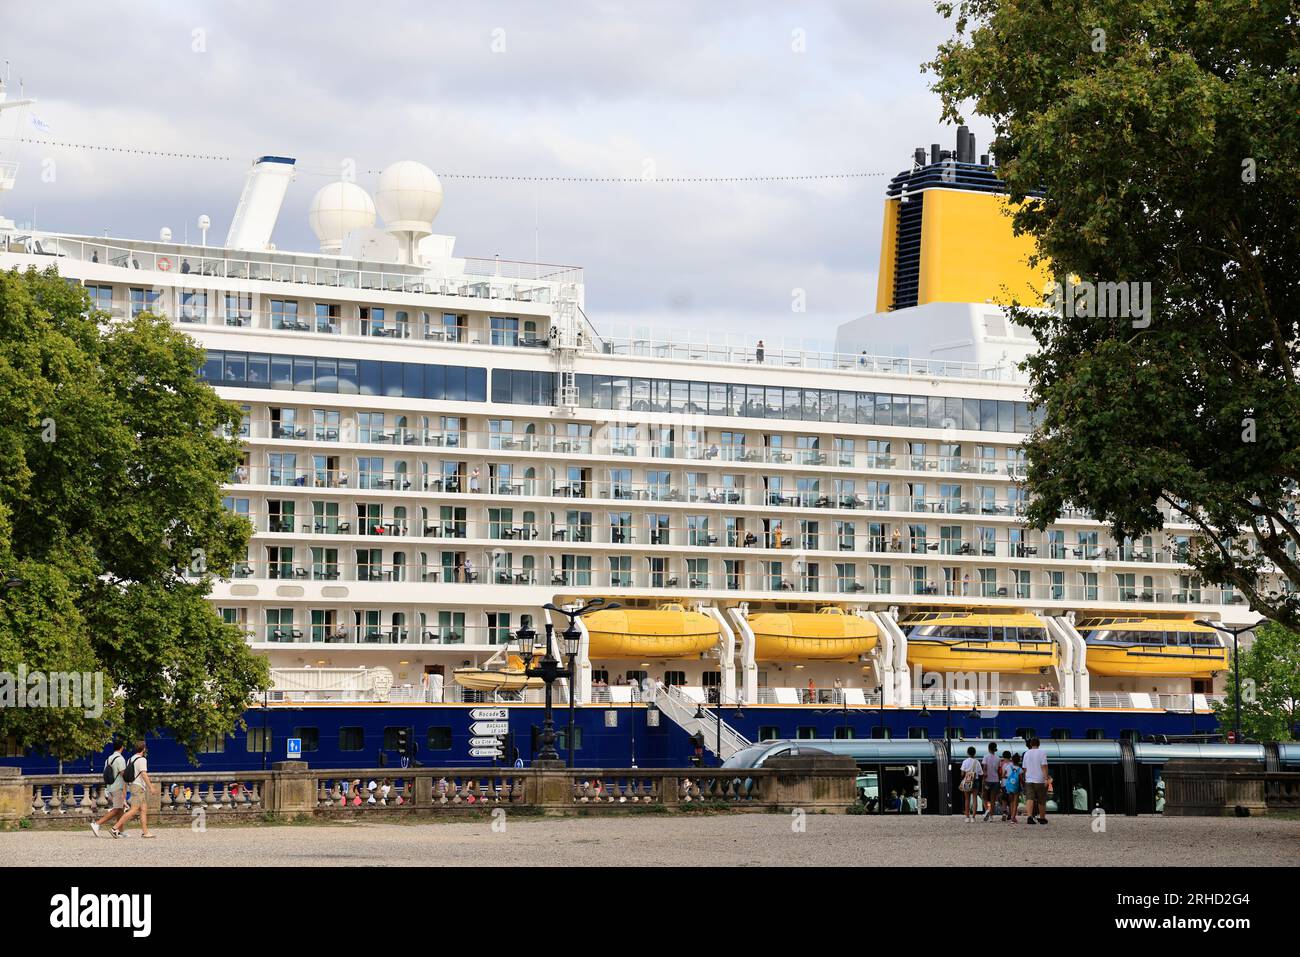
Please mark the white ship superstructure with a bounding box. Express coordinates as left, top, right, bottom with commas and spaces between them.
0, 118, 1267, 721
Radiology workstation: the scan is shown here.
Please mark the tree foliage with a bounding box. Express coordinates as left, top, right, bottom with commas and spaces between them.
1213, 622, 1300, 741
0, 266, 268, 762
926, 0, 1300, 625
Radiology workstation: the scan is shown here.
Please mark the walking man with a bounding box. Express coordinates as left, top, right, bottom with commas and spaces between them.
112, 741, 157, 838
90, 741, 127, 837
981, 741, 1001, 822
1022, 736, 1050, 826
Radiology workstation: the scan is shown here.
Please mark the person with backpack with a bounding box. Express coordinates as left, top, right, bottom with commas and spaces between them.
111, 741, 156, 838
1004, 753, 1024, 824
90, 742, 128, 837
959, 746, 982, 822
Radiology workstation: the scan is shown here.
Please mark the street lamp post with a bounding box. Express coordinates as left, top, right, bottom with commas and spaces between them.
543, 599, 620, 768
1195, 618, 1267, 743
513, 624, 566, 764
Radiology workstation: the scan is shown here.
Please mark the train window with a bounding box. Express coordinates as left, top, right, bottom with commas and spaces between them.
797, 727, 818, 740
199, 734, 227, 754
908, 727, 928, 739
426, 727, 452, 750
1086, 728, 1106, 740
1051, 728, 1070, 740
291, 727, 320, 752
339, 727, 364, 751
758, 726, 781, 741
246, 728, 272, 754
834, 727, 856, 740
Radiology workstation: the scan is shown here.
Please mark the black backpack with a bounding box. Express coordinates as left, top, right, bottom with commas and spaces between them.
102, 753, 120, 785
122, 753, 141, 784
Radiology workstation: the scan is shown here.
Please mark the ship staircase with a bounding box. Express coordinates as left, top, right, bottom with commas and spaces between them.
652, 685, 751, 762
551, 283, 583, 414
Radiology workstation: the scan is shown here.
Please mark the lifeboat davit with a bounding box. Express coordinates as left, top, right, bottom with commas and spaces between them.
1077, 617, 1227, 678
453, 654, 543, 692
747, 607, 877, 661
902, 611, 1059, 674
583, 603, 720, 659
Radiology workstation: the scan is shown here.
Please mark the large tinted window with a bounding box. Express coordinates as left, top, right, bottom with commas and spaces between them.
199, 350, 487, 403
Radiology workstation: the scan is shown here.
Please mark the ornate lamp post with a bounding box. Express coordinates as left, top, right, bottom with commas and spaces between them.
543, 598, 620, 768
512, 623, 566, 764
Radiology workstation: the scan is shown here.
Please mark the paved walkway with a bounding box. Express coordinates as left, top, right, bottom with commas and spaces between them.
5, 814, 1297, 866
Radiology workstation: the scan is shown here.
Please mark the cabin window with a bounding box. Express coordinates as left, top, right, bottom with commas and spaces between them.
426, 727, 452, 751
1014, 727, 1037, 739
557, 727, 583, 752
4, 735, 22, 758
1086, 728, 1106, 740
291, 727, 320, 752
1051, 728, 1071, 741
834, 727, 856, 740
870, 727, 891, 740
759, 726, 781, 741
383, 727, 409, 750
908, 727, 928, 739
664, 671, 686, 686
340, 728, 364, 751
797, 727, 818, 740
246, 728, 272, 754
592, 670, 609, 685
199, 734, 227, 754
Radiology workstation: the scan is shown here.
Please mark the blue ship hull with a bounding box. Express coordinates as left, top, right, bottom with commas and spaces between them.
2, 705, 1221, 774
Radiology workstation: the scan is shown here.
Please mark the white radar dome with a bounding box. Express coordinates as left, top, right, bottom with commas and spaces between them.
374, 160, 443, 234
309, 181, 377, 253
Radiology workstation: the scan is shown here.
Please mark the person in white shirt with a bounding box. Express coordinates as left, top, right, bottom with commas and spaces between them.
91, 742, 128, 837
959, 746, 983, 822
1022, 737, 1050, 825
981, 742, 1002, 821
112, 742, 157, 838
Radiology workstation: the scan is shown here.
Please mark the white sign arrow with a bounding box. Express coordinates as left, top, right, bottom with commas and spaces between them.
469, 736, 504, 747
470, 721, 509, 736
469, 747, 503, 758
469, 708, 508, 721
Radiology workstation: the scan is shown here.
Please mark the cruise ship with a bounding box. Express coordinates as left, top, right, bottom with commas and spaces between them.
0, 87, 1261, 771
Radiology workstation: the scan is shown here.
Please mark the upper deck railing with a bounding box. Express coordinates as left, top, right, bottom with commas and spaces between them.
594, 324, 1026, 383
0, 229, 583, 303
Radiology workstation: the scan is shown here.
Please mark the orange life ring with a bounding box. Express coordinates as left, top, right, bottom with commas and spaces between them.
157, 256, 172, 271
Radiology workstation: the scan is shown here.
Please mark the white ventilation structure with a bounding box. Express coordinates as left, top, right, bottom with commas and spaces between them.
225, 155, 296, 251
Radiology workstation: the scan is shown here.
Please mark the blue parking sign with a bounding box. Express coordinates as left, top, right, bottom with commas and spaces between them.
287, 737, 302, 759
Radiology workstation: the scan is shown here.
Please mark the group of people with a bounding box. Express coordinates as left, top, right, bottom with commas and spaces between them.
340, 778, 403, 805
958, 739, 1051, 825
90, 741, 156, 839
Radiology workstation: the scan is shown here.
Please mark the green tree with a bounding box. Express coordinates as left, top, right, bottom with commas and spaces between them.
926, 1, 1300, 624
0, 266, 268, 762
1213, 622, 1300, 741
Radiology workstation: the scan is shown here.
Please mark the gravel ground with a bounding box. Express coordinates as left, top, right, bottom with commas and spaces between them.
4, 813, 1297, 866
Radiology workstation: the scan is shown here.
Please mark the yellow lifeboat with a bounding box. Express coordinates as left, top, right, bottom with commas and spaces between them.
1078, 617, 1227, 678
903, 611, 1059, 674
452, 654, 543, 692
747, 607, 877, 661
584, 603, 720, 659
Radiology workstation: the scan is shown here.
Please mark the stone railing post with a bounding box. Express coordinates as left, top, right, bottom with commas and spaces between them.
0, 767, 28, 822
267, 761, 316, 815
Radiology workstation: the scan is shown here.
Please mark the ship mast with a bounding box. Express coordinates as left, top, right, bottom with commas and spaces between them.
0, 65, 37, 229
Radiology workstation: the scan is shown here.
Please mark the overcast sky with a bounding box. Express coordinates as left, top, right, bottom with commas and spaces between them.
0, 0, 990, 345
